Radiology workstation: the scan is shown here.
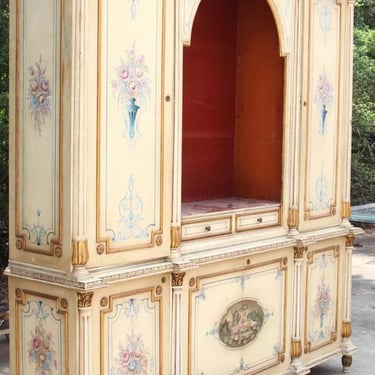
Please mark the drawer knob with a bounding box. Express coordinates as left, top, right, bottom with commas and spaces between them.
257, 217, 263, 223
205, 225, 211, 232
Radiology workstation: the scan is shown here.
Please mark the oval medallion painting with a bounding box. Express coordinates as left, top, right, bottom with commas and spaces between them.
219, 299, 264, 348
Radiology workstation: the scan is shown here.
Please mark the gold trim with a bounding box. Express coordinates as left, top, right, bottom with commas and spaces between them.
100, 297, 108, 307
291, 339, 302, 358
342, 321, 352, 338
288, 208, 299, 229
96, 0, 167, 254
341, 201, 351, 219
55, 246, 62, 257
71, 239, 89, 266
172, 272, 186, 287
60, 298, 68, 310
77, 292, 94, 308
15, 0, 64, 256
294, 246, 307, 259
15, 289, 69, 375
170, 226, 181, 249
100, 287, 163, 375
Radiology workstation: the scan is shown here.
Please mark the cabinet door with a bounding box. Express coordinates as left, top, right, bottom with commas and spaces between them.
98, 274, 170, 375
302, 0, 343, 226
188, 255, 290, 375
96, 0, 173, 261
304, 245, 341, 354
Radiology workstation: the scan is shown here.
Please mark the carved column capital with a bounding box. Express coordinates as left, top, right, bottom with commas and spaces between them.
77, 291, 94, 309
345, 234, 355, 247
171, 272, 186, 287
294, 246, 307, 259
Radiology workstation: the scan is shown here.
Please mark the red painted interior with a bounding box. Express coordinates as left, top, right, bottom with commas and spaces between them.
182, 0, 284, 203
182, 0, 237, 202
234, 0, 284, 201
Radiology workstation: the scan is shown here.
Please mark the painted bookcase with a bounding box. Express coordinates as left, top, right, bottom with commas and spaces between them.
7, 1, 360, 374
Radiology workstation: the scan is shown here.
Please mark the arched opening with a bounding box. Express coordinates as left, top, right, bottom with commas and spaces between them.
182, 0, 284, 214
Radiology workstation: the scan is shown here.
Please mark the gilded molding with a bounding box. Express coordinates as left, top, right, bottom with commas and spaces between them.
72, 239, 89, 266
60, 298, 68, 310
287, 208, 299, 229
342, 321, 352, 338
291, 339, 302, 358
341, 201, 351, 219
100, 297, 108, 307
15, 239, 23, 250
77, 292, 94, 308
294, 246, 307, 259
170, 226, 181, 249
96, 243, 105, 255
155, 235, 163, 246
54, 246, 62, 257
189, 277, 196, 287
171, 272, 186, 287
15, 288, 23, 300
330, 204, 337, 216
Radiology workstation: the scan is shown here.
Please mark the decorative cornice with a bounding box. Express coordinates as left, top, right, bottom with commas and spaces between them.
171, 272, 186, 287
77, 292, 94, 308
72, 239, 89, 266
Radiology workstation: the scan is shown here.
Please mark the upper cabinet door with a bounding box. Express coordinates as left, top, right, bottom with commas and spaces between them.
302, 0, 343, 227
12, 0, 63, 257
96, 0, 173, 261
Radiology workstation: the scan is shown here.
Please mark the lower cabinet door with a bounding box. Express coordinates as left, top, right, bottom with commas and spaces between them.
303, 244, 341, 356
187, 253, 291, 375
97, 274, 170, 375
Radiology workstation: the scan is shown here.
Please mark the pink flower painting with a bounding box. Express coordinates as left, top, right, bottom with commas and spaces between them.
312, 277, 332, 339
27, 56, 52, 135
116, 333, 149, 375
112, 44, 150, 107
314, 71, 334, 135
112, 44, 150, 139
28, 323, 57, 375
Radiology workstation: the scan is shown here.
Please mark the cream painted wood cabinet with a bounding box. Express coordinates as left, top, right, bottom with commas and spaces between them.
7, 1, 360, 374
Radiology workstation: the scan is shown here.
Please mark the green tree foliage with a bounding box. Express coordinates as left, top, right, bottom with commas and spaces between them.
351, 0, 375, 204
0, 0, 8, 269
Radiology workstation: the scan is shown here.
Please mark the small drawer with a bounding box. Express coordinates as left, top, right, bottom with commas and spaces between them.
235, 209, 280, 232
182, 217, 232, 240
